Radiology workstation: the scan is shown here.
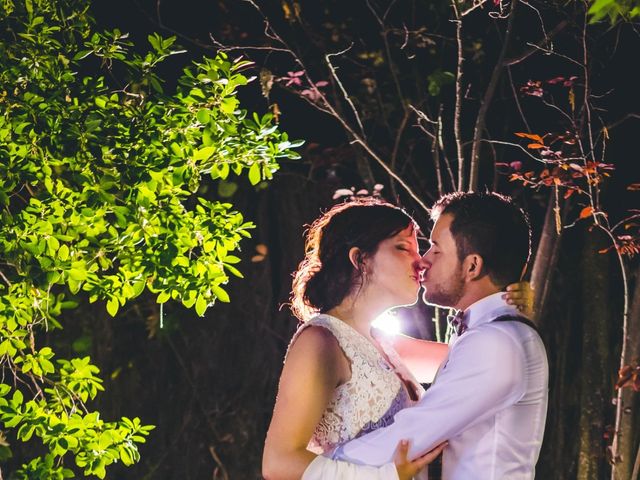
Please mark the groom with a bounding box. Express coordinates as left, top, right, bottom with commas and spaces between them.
305, 191, 549, 479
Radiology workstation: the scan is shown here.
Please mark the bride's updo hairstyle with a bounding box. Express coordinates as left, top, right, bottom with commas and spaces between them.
291, 197, 417, 321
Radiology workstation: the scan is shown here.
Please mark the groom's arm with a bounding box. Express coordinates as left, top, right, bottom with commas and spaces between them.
333, 327, 527, 465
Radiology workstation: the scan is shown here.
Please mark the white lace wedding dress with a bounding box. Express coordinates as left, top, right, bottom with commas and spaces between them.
288, 313, 423, 455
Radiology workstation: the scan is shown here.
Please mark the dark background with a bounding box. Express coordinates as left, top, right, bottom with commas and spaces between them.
24, 1, 638, 478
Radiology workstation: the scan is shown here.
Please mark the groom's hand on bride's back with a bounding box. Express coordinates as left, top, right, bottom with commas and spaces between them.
394, 439, 447, 480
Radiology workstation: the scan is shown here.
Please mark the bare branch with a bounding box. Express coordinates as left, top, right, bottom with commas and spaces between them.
605, 113, 640, 131
325, 45, 366, 137
507, 66, 532, 131
0, 269, 11, 287
504, 20, 567, 66
366, 0, 409, 115
469, 0, 518, 192
351, 137, 431, 213
451, 2, 465, 191
460, 0, 489, 17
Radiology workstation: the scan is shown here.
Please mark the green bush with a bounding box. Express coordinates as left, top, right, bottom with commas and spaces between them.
0, 0, 301, 477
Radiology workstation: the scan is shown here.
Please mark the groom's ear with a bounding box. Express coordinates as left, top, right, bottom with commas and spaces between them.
463, 254, 484, 281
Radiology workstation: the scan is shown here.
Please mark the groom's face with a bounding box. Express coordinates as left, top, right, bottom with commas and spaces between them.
420, 213, 465, 308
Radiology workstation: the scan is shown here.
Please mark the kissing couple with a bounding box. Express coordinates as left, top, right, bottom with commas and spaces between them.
263, 191, 548, 480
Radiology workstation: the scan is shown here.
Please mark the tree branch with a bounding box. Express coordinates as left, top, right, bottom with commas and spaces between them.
469, 0, 518, 191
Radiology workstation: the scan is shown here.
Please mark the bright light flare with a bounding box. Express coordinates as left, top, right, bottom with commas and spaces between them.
372, 310, 403, 335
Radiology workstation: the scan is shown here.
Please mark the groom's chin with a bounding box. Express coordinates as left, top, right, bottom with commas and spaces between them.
421, 290, 449, 309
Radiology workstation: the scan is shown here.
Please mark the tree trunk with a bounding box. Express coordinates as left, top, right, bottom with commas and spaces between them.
616, 263, 640, 479
577, 229, 616, 479
531, 190, 564, 320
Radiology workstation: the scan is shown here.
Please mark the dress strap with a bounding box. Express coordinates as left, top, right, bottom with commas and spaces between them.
287, 314, 370, 364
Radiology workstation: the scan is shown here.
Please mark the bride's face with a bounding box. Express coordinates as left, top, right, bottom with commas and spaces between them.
361, 225, 423, 307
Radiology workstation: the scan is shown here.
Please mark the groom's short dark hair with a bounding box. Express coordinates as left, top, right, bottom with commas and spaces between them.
430, 191, 531, 288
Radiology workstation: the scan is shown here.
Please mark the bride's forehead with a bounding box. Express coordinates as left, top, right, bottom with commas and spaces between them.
382, 226, 419, 245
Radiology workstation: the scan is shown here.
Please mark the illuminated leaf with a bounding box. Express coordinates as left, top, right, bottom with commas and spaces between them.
515, 132, 544, 143
248, 163, 261, 185
106, 298, 119, 317
580, 206, 594, 219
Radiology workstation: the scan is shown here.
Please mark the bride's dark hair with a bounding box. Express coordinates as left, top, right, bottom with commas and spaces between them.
290, 197, 417, 321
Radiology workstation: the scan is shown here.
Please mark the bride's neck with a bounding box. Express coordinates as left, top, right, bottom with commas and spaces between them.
326, 295, 384, 340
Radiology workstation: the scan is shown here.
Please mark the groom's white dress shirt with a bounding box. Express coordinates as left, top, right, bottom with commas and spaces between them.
330, 292, 549, 479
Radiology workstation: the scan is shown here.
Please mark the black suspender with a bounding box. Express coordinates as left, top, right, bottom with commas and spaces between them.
492, 314, 541, 336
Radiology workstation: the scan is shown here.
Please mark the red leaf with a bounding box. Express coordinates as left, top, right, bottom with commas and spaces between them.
580, 206, 594, 219
628, 183, 640, 191
515, 132, 544, 143
527, 143, 545, 149
546, 76, 565, 85
615, 365, 640, 390
509, 161, 523, 171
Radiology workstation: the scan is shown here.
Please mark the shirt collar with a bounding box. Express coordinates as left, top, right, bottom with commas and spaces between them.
463, 291, 520, 330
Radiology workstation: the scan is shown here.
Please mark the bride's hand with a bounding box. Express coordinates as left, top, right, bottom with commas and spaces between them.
394, 439, 446, 480
504, 281, 535, 318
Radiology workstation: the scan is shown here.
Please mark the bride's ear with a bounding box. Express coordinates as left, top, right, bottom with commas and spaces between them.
348, 247, 363, 270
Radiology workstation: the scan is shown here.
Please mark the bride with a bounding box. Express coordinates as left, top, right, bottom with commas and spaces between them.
262, 198, 532, 479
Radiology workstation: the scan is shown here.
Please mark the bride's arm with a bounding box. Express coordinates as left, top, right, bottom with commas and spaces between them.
262, 326, 346, 480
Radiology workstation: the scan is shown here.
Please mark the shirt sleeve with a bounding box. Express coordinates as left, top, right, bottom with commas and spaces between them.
333, 326, 527, 465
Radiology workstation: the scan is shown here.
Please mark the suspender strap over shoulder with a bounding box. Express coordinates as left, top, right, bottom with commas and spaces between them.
492, 314, 541, 336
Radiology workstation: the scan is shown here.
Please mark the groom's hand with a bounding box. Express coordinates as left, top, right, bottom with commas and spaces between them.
393, 439, 447, 480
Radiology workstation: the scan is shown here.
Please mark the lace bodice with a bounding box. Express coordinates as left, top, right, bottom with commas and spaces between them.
287, 314, 420, 455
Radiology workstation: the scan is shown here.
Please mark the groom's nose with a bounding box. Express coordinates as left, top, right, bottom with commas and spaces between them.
418, 253, 431, 269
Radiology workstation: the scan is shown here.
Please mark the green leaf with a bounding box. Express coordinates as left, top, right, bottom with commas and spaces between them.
58, 244, 69, 261
193, 146, 215, 161
211, 284, 230, 303
148, 33, 161, 51
196, 109, 210, 123
106, 298, 119, 317
248, 163, 261, 185
195, 295, 208, 316
95, 97, 107, 109
157, 291, 170, 303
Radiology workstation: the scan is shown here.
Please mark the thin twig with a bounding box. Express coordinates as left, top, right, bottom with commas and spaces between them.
390, 108, 412, 198
524, 41, 585, 68
460, 0, 489, 17
632, 442, 640, 480
605, 113, 640, 131
365, 0, 408, 115
438, 106, 457, 191
209, 446, 230, 480
325, 46, 366, 137
0, 269, 11, 286
469, 0, 518, 191
451, 2, 465, 191
507, 66, 532, 131
504, 20, 567, 66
